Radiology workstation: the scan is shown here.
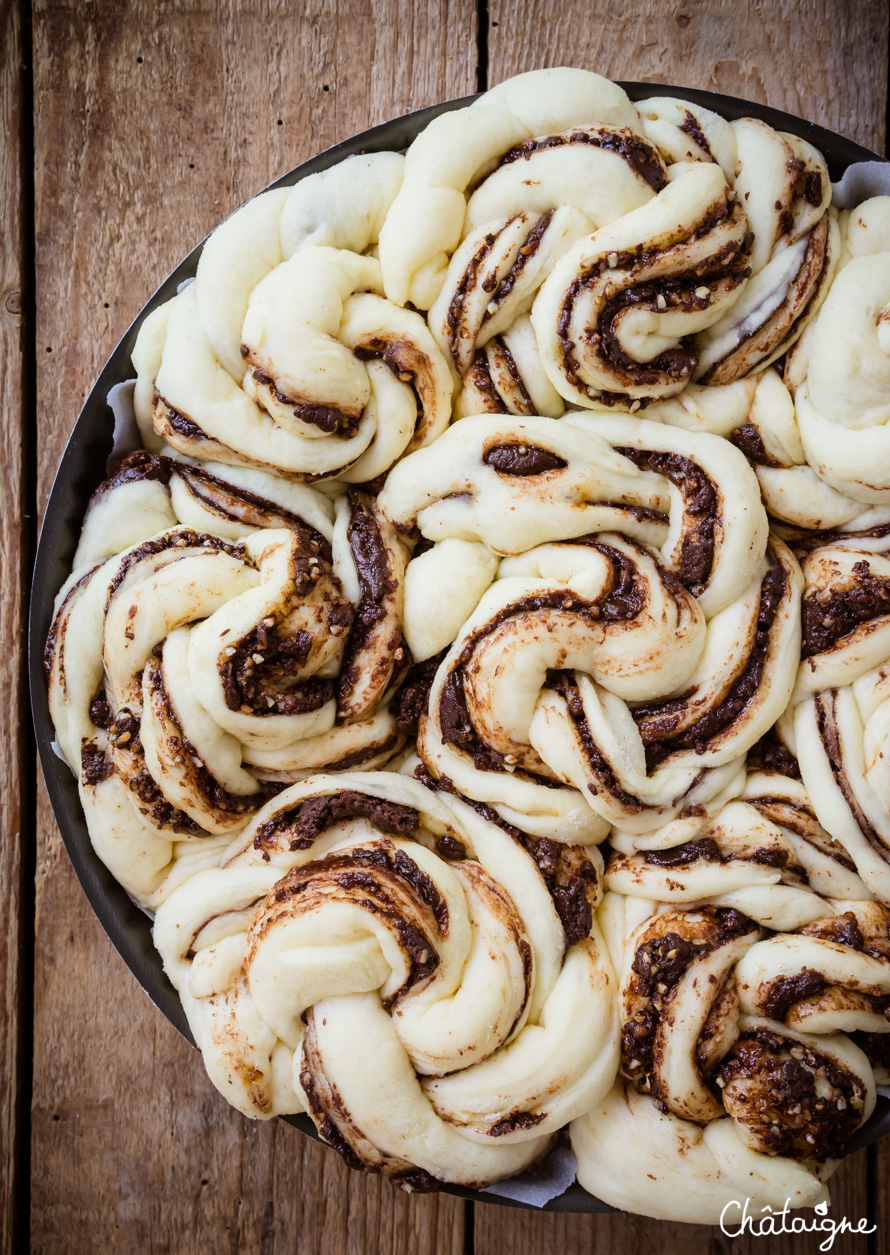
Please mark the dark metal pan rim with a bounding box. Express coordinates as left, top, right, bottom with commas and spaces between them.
28, 78, 890, 1216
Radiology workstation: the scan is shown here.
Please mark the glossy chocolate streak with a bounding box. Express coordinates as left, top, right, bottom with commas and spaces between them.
802, 560, 890, 657
395, 650, 445, 736
590, 541, 649, 621
89, 690, 113, 729
635, 560, 788, 769
718, 1027, 861, 1162
783, 522, 890, 554
483, 443, 568, 475
498, 129, 666, 191
465, 351, 508, 413
616, 447, 716, 593
156, 397, 208, 442
731, 424, 782, 468
487, 209, 555, 309
269, 847, 447, 999
438, 575, 644, 775
644, 837, 723, 867
338, 491, 399, 711
621, 931, 697, 1085
103, 449, 173, 488
802, 911, 866, 952
525, 838, 598, 947
298, 1053, 367, 1175
554, 204, 748, 399
445, 230, 497, 356
438, 671, 507, 772
486, 338, 535, 415
413, 765, 594, 946
751, 728, 801, 779
173, 463, 332, 558
81, 742, 112, 786
148, 662, 260, 814
815, 690, 887, 858
546, 671, 644, 813
353, 337, 425, 435
105, 529, 244, 608
220, 610, 337, 718
253, 788, 419, 853
247, 361, 358, 437
762, 968, 827, 1019
679, 110, 713, 156
488, 1111, 545, 1137
109, 708, 202, 835
622, 910, 758, 1097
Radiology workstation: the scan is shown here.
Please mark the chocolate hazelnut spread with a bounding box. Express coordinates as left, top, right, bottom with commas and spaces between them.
815, 689, 887, 859
482, 443, 568, 475
553, 200, 749, 404
337, 491, 400, 714
545, 670, 644, 813
523, 837, 598, 947
488, 1110, 545, 1137
750, 729, 802, 779
103, 449, 173, 488
105, 529, 243, 607
110, 706, 202, 835
802, 560, 890, 656
644, 837, 723, 868
412, 765, 595, 946
81, 742, 112, 786
800, 911, 866, 952
464, 351, 509, 414
173, 462, 332, 555
635, 559, 788, 769
730, 424, 782, 468
156, 397, 209, 442
762, 968, 827, 1019
247, 361, 359, 437
719, 1027, 862, 1161
394, 650, 444, 736
616, 447, 717, 593
498, 128, 667, 192
621, 908, 758, 1099
678, 110, 712, 157
487, 210, 555, 311
89, 690, 113, 730
444, 230, 497, 356
253, 788, 420, 852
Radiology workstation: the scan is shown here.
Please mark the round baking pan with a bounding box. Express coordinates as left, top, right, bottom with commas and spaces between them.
29, 81, 890, 1214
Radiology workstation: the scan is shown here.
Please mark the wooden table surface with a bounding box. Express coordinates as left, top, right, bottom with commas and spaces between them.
5, 1, 890, 1251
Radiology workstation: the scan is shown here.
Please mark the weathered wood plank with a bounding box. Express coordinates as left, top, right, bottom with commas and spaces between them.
0, 0, 28, 1251
474, 2, 889, 1251
31, 2, 475, 1251
474, 1152, 871, 1255
486, 0, 889, 152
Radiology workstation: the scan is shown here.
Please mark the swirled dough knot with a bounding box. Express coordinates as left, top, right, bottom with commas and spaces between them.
153, 771, 618, 1185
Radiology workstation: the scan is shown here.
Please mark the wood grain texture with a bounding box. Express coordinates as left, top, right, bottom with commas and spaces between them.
487, 0, 890, 152
26, 0, 890, 1251
30, 2, 475, 1251
0, 0, 28, 1252
475, 1152, 870, 1255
